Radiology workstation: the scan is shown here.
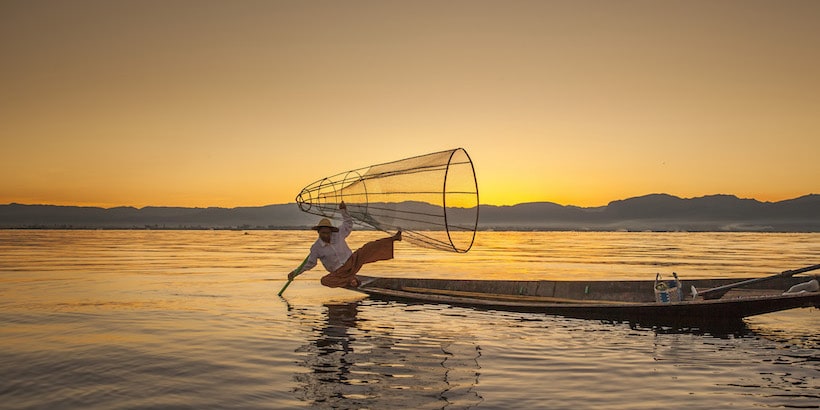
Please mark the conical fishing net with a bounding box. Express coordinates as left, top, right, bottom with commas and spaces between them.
296, 148, 479, 252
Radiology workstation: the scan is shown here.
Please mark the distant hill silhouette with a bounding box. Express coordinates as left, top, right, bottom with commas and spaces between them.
1, 194, 818, 232
0, 204, 317, 230
480, 194, 819, 231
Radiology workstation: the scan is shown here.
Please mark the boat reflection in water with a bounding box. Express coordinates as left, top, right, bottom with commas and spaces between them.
290, 302, 484, 409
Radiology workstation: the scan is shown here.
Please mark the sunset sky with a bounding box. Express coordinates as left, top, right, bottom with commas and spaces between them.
1, 1, 818, 208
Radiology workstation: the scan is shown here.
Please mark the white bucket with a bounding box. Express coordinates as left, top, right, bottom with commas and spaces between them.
655, 273, 683, 303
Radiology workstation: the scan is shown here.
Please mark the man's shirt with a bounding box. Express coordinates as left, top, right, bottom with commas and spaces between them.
295, 209, 353, 275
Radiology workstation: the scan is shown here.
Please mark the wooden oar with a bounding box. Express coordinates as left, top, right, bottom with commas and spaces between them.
278, 255, 309, 297
697, 263, 820, 300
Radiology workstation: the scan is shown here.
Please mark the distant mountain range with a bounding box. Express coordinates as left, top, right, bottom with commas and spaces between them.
478, 194, 819, 232
1, 194, 818, 232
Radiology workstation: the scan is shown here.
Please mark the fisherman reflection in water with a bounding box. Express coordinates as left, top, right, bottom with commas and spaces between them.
288, 201, 401, 288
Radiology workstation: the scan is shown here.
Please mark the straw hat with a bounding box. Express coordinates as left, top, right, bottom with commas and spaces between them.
312, 218, 338, 232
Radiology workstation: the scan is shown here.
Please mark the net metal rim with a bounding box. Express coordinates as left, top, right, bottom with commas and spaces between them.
442, 148, 479, 253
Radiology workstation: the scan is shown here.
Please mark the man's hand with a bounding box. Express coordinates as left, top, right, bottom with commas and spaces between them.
287, 270, 298, 280
339, 201, 347, 210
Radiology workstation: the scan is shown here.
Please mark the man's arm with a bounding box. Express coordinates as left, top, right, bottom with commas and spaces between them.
288, 249, 318, 280
338, 201, 353, 238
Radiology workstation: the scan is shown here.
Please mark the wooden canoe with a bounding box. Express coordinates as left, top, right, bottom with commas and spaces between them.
355, 274, 820, 327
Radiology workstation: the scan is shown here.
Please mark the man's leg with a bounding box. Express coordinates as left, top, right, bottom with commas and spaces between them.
321, 234, 400, 288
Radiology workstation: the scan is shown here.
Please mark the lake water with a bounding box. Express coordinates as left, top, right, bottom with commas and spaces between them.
0, 230, 818, 409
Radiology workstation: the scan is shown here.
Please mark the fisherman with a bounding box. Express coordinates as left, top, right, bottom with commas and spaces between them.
288, 201, 401, 288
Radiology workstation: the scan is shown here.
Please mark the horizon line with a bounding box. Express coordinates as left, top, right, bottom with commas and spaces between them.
2, 192, 816, 211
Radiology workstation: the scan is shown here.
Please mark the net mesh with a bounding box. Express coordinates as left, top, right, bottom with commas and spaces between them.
295, 148, 479, 252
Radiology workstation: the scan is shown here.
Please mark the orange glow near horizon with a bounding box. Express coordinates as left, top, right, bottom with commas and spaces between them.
1, 2, 818, 210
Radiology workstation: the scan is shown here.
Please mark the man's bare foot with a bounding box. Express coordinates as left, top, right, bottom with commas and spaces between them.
393, 229, 402, 241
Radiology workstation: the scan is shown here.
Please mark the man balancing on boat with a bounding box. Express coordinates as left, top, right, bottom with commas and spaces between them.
287, 201, 401, 288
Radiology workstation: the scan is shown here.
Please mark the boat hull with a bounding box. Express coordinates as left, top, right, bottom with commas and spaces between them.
356, 275, 820, 327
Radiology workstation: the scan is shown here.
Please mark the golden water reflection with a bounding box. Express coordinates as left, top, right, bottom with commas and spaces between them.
272, 230, 820, 282
290, 301, 483, 409
0, 230, 817, 409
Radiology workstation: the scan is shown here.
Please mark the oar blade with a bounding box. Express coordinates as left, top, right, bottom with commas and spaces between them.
698, 263, 820, 300
277, 279, 293, 297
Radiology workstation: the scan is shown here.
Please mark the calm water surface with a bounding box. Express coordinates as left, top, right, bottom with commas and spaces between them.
0, 230, 818, 409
